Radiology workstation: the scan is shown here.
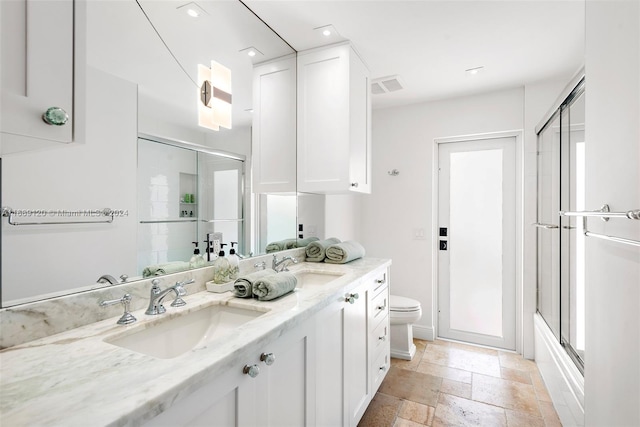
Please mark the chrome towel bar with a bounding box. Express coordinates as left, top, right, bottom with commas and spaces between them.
2, 207, 116, 226
559, 204, 640, 248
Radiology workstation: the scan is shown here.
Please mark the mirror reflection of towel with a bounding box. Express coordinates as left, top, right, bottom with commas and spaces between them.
142, 261, 190, 278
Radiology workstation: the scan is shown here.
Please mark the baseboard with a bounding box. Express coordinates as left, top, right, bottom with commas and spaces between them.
412, 325, 435, 341
534, 313, 584, 426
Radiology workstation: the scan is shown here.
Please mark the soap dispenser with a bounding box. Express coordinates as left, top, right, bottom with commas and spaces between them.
228, 242, 240, 280
212, 243, 230, 284
190, 242, 206, 268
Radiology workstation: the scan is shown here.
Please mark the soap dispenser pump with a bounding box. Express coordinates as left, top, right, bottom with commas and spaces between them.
212, 244, 230, 284
190, 242, 206, 268
228, 242, 240, 280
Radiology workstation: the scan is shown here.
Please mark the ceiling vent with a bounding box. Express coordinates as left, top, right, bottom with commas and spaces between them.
371, 75, 405, 95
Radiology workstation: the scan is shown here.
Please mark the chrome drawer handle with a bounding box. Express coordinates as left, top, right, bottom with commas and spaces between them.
376, 278, 386, 284
378, 336, 386, 341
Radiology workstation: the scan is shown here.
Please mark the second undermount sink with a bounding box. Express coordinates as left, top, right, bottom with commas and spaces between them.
293, 270, 344, 287
105, 303, 268, 359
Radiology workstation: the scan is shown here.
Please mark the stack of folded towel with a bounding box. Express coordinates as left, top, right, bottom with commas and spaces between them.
142, 261, 191, 278
265, 237, 320, 253
305, 239, 366, 264
233, 269, 298, 301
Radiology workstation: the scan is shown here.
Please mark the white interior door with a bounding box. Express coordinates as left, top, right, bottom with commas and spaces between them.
438, 136, 516, 350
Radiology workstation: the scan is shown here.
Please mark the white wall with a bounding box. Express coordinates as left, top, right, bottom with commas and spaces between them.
584, 1, 639, 425
362, 88, 524, 342
325, 194, 363, 242
1, 67, 138, 302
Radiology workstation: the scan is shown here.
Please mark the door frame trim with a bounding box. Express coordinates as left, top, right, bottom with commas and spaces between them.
431, 130, 524, 353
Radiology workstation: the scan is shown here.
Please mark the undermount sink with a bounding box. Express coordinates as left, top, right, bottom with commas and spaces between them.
105, 304, 267, 359
293, 270, 344, 287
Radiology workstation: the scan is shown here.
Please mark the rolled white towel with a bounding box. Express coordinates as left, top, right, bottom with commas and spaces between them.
234, 269, 277, 298
325, 241, 366, 264
305, 237, 341, 262
252, 272, 298, 301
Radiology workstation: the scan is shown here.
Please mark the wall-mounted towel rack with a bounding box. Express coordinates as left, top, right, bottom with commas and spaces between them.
2, 207, 116, 226
559, 204, 640, 248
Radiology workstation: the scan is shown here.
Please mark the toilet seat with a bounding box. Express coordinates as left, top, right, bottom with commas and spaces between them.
390, 295, 421, 312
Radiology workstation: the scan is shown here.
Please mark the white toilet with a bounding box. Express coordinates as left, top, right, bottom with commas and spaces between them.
389, 295, 422, 360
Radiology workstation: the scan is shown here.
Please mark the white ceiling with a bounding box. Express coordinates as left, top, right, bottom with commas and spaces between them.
244, 0, 585, 109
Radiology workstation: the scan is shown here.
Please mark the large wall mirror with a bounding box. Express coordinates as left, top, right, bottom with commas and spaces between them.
0, 0, 301, 307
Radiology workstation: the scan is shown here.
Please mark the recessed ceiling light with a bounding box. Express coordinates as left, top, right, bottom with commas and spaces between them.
177, 2, 208, 18
465, 66, 485, 75
314, 25, 339, 38
239, 46, 263, 58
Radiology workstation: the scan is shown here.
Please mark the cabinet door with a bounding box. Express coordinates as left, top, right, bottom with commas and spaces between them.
255, 319, 315, 426
1, 0, 74, 145
144, 362, 257, 427
297, 44, 350, 193
316, 296, 348, 427
252, 55, 297, 193
345, 282, 371, 426
348, 51, 372, 194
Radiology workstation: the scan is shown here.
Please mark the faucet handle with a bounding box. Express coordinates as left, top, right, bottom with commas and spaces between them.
99, 293, 136, 325
254, 261, 266, 270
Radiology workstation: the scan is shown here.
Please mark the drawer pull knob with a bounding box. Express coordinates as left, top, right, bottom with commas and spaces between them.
376, 278, 386, 284
42, 107, 69, 126
379, 365, 386, 372
350, 182, 359, 188
378, 336, 386, 341
243, 364, 260, 378
345, 293, 359, 304
377, 305, 386, 310
260, 352, 276, 366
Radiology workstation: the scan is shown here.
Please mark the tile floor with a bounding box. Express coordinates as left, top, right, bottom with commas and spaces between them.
359, 339, 562, 427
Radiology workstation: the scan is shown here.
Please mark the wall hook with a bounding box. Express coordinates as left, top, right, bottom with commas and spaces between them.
387, 169, 400, 176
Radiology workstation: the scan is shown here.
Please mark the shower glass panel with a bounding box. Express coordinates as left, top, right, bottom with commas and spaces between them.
536, 79, 585, 372
537, 112, 561, 339
560, 90, 586, 367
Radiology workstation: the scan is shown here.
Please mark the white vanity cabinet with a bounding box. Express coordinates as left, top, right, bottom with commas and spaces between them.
145, 318, 315, 427
314, 267, 390, 427
252, 55, 297, 193
1, 0, 75, 151
297, 42, 372, 194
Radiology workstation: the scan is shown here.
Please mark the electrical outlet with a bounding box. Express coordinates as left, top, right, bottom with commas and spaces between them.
413, 228, 427, 240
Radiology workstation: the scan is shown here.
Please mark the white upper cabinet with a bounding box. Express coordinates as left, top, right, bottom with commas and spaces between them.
1, 0, 75, 153
297, 42, 372, 194
252, 55, 297, 193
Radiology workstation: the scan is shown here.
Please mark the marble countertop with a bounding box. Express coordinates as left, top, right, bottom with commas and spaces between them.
0, 258, 391, 426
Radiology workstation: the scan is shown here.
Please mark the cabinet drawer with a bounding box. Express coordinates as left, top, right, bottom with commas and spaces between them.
371, 271, 388, 295
369, 285, 388, 327
370, 314, 389, 357
371, 346, 390, 394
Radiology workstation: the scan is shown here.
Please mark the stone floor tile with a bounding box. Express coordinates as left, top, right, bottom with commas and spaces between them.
378, 366, 442, 407
471, 373, 541, 417
422, 345, 501, 377
441, 378, 472, 399
432, 393, 507, 426
393, 418, 424, 427
398, 400, 435, 425
498, 352, 539, 372
500, 367, 532, 385
416, 360, 473, 384
505, 409, 546, 427
358, 392, 403, 427
538, 401, 563, 427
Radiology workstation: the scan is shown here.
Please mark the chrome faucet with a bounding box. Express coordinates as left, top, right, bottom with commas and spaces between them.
272, 254, 297, 272
97, 274, 120, 285
145, 278, 193, 315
